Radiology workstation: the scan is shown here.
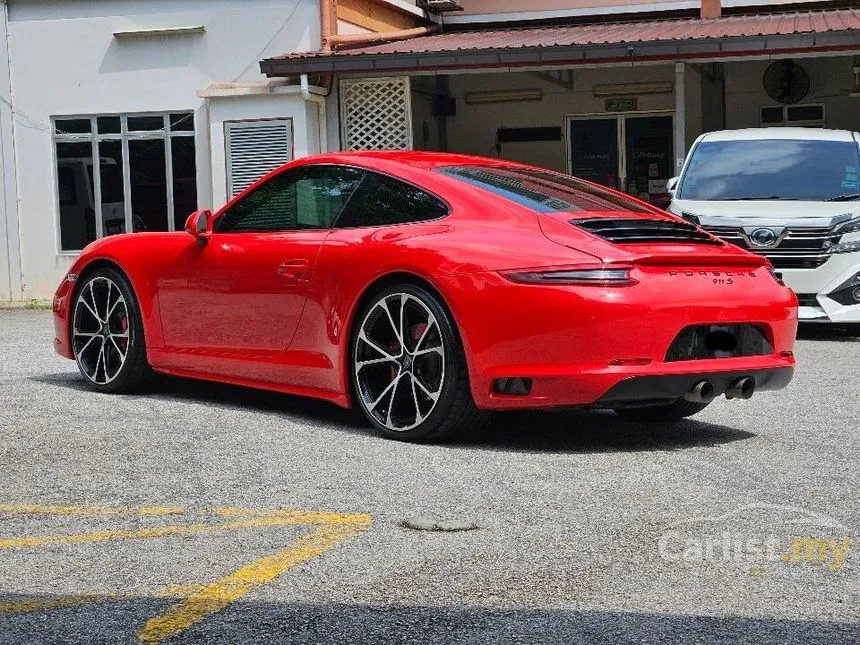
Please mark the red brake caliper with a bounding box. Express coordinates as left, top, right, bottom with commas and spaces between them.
411, 323, 427, 347
118, 314, 129, 350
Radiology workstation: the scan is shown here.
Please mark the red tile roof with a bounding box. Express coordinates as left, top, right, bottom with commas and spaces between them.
270, 8, 860, 60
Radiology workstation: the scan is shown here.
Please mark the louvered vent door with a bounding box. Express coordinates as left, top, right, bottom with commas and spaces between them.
225, 119, 293, 197
340, 77, 413, 151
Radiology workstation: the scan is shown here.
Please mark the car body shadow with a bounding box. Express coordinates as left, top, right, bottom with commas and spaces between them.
31, 372, 753, 454
797, 323, 859, 343
0, 597, 855, 645
463, 409, 753, 453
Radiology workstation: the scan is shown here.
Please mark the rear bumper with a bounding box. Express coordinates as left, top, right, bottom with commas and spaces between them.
474, 355, 796, 410
595, 366, 794, 405
437, 269, 797, 411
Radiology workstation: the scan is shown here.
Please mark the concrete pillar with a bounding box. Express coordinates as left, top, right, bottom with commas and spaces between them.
0, 0, 21, 302
674, 61, 686, 176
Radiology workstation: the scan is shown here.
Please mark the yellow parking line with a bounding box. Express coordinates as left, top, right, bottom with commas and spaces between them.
0, 585, 207, 614
138, 516, 371, 643
0, 504, 184, 517
0, 504, 372, 643
0, 513, 360, 550
0, 594, 112, 614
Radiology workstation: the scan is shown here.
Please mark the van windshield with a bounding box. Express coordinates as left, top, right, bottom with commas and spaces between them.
677, 139, 860, 201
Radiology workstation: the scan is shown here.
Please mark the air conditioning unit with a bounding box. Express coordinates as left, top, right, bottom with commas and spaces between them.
417, 0, 463, 13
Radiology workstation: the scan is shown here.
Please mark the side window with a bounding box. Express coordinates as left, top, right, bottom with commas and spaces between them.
216, 165, 363, 233
334, 171, 448, 228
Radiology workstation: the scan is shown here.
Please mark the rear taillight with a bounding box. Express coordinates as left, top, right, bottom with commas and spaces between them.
503, 267, 636, 286
766, 266, 785, 286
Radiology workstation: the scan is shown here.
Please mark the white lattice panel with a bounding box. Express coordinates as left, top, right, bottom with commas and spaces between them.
340, 77, 413, 151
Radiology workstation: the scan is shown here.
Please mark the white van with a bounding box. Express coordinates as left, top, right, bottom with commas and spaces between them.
668, 128, 860, 328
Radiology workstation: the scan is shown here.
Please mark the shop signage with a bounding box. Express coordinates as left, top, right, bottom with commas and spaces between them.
605, 98, 638, 112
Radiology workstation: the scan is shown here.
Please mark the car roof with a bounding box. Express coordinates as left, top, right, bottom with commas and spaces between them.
700, 127, 857, 143
307, 150, 522, 170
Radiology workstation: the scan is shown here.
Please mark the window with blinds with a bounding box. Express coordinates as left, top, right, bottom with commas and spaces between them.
225, 118, 294, 197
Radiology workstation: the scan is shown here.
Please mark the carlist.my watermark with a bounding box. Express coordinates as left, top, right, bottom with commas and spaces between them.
658, 503, 852, 572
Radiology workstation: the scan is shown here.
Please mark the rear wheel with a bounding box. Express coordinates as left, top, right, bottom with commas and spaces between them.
71, 267, 153, 393
613, 399, 711, 422
351, 284, 485, 442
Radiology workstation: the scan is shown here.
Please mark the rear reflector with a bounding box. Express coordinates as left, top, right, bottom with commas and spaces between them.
608, 358, 653, 366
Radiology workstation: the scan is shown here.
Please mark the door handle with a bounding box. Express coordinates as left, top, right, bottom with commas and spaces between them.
277, 259, 310, 280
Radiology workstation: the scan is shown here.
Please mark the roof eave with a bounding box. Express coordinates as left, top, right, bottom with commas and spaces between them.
260, 30, 860, 77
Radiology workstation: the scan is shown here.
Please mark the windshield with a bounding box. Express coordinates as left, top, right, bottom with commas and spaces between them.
437, 166, 650, 213
677, 139, 860, 201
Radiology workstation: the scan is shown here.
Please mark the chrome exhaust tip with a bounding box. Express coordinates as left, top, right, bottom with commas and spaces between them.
684, 380, 715, 404
725, 377, 755, 400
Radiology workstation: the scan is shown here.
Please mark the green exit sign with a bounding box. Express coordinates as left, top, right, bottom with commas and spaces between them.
605, 98, 638, 112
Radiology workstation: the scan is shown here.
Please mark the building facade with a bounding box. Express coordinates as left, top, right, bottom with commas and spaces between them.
1, 0, 858, 301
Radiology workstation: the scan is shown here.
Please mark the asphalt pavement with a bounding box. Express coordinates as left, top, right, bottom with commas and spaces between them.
0, 310, 857, 644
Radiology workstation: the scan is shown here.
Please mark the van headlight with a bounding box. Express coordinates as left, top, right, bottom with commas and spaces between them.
826, 216, 860, 254
828, 240, 860, 254
835, 216, 860, 235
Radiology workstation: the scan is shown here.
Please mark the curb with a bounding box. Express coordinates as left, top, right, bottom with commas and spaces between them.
0, 300, 52, 310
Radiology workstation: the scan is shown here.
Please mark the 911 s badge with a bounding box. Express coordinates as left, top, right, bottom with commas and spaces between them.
669, 270, 758, 285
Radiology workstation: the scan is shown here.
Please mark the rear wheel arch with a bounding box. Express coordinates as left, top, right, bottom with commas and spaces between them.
344, 271, 473, 405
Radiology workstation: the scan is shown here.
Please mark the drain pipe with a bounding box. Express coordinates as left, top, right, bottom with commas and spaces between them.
326, 24, 441, 49
301, 73, 328, 154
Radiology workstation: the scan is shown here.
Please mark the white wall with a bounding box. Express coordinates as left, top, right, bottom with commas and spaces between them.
207, 90, 318, 209
5, 0, 319, 299
0, 1, 19, 302
724, 56, 860, 131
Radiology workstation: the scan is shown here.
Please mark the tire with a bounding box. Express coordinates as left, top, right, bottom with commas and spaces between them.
613, 399, 711, 422
70, 266, 154, 394
351, 283, 486, 442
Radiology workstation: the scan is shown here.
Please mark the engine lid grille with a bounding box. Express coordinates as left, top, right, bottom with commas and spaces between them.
571, 218, 723, 245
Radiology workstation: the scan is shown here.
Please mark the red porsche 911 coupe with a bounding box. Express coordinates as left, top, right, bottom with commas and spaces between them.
52, 151, 797, 441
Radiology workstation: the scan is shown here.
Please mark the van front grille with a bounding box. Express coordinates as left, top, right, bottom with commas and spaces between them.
702, 225, 836, 270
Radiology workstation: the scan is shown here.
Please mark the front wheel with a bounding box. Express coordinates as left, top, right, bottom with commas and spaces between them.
613, 399, 711, 422
351, 284, 485, 442
71, 267, 153, 393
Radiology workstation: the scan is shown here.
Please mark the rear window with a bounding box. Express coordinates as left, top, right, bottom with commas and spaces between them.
437, 166, 650, 213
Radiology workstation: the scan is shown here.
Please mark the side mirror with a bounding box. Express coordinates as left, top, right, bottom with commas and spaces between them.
666, 176, 679, 194
184, 209, 212, 245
